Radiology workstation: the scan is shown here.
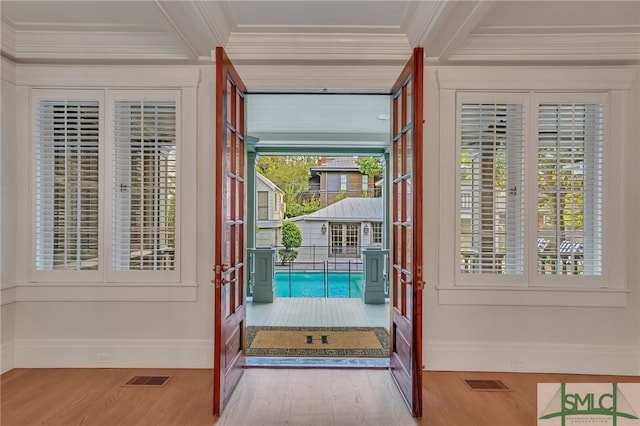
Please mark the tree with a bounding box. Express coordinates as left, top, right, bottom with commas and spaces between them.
256, 155, 320, 218
285, 196, 322, 218
279, 222, 302, 263
355, 157, 383, 178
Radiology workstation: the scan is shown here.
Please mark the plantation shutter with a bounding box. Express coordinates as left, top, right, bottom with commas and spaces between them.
537, 103, 603, 275
35, 100, 100, 271
113, 100, 177, 271
459, 103, 524, 274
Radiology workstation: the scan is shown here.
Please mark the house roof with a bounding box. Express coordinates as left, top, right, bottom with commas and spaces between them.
257, 173, 284, 194
311, 157, 359, 172
294, 197, 383, 222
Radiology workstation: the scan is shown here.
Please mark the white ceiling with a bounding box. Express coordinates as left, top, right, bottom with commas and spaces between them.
1, 1, 639, 88
3, 0, 638, 62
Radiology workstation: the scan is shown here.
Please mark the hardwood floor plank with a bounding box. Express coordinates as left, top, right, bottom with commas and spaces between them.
2, 368, 638, 425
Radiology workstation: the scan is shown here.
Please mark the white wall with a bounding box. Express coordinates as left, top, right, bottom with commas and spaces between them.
1, 58, 17, 373
3, 61, 639, 376
8, 64, 216, 368
422, 66, 640, 376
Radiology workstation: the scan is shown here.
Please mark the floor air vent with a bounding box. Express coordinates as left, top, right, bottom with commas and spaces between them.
464, 379, 510, 391
124, 376, 172, 387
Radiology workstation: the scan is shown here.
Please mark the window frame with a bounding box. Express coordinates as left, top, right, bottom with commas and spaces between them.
31, 89, 105, 283
105, 90, 181, 283
257, 190, 269, 220
29, 88, 191, 288
455, 92, 610, 289
455, 92, 528, 286
435, 68, 631, 307
530, 92, 609, 288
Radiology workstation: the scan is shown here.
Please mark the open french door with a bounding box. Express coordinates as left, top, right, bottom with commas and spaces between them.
213, 46, 248, 415
389, 47, 424, 417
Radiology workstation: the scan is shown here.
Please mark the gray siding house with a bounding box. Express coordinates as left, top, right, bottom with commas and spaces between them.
289, 197, 383, 262
255, 173, 285, 247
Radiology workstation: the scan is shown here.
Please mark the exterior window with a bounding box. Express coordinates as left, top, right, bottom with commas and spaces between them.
257, 191, 269, 220
457, 93, 604, 283
340, 174, 347, 191
459, 103, 524, 274
33, 89, 182, 281
362, 175, 369, 191
329, 223, 359, 257
537, 103, 603, 276
371, 222, 382, 244
35, 99, 100, 271
113, 100, 176, 271
326, 174, 340, 191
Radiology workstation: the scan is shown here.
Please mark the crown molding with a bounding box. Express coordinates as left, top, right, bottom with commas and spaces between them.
13, 30, 189, 61
123, 0, 234, 61
1, 21, 17, 59
435, 66, 638, 91
192, 0, 233, 48
475, 24, 640, 35
153, 1, 199, 60
404, 1, 451, 47
451, 33, 640, 62
226, 32, 411, 63
15, 65, 201, 88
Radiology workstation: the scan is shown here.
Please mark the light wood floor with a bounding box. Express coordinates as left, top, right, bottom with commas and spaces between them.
1, 368, 637, 426
246, 297, 390, 328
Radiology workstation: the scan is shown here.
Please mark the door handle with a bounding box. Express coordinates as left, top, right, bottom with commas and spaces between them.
213, 264, 232, 288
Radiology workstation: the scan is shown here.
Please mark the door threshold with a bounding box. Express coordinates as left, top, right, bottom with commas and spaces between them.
246, 357, 389, 369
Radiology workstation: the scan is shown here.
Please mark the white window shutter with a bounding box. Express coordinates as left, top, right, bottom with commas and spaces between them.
113, 100, 177, 271
459, 103, 524, 274
35, 100, 100, 271
537, 103, 603, 276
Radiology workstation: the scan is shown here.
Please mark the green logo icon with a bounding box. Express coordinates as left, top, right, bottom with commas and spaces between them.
539, 383, 639, 425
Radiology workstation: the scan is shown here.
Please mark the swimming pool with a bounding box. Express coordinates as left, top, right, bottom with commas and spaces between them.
275, 271, 363, 298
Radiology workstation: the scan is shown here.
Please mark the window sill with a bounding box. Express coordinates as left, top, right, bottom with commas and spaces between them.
2, 282, 198, 304
436, 285, 628, 307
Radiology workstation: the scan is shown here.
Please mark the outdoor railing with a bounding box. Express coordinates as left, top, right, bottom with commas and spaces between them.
278, 258, 364, 298
248, 245, 390, 299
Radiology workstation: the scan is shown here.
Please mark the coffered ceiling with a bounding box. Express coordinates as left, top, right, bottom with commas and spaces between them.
3, 0, 639, 63
1, 1, 639, 88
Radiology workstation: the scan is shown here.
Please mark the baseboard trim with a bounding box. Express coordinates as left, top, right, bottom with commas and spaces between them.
12, 338, 640, 376
425, 341, 640, 376
1, 340, 15, 374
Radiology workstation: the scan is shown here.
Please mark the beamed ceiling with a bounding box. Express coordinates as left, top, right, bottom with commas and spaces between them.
1, 1, 639, 89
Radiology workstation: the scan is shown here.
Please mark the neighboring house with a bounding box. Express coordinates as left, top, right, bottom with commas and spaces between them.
256, 173, 285, 247
289, 197, 383, 261
306, 157, 378, 206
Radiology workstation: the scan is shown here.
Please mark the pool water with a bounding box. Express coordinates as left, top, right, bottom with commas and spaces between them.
275, 271, 363, 298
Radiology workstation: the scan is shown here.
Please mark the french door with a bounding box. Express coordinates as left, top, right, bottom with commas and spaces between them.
212, 46, 424, 418
389, 47, 424, 417
213, 46, 247, 415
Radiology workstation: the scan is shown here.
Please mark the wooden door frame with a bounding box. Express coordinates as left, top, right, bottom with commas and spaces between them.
213, 46, 248, 415
389, 46, 424, 417
213, 49, 424, 417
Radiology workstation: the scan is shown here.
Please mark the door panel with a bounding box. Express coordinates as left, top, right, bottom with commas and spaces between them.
389, 47, 424, 417
214, 46, 247, 415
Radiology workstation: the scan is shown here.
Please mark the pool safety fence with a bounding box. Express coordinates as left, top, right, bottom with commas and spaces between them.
277, 260, 364, 298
